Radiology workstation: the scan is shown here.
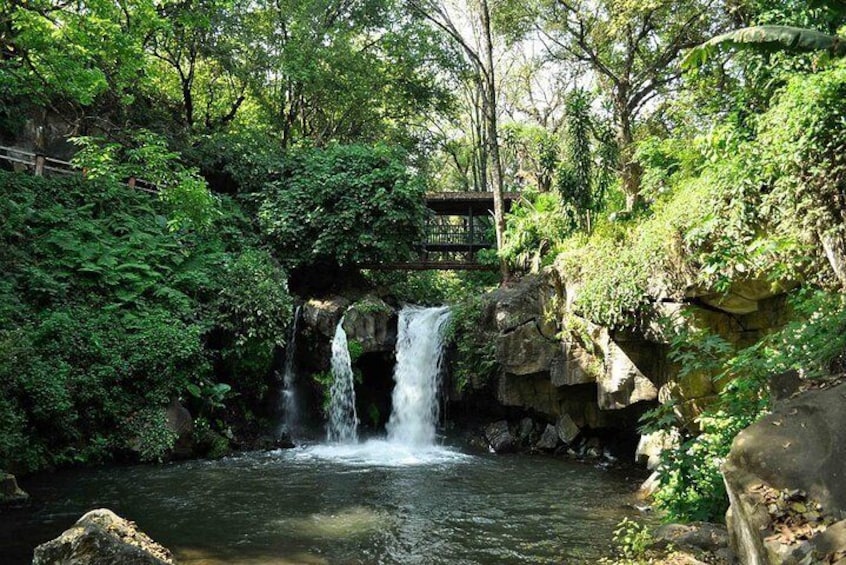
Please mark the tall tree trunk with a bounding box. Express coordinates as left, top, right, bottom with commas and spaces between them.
614, 91, 641, 211
479, 0, 509, 280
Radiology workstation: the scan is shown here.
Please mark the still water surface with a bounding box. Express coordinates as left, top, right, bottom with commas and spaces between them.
2, 443, 643, 564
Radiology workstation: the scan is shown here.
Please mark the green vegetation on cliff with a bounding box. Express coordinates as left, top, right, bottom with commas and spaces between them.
0, 172, 291, 473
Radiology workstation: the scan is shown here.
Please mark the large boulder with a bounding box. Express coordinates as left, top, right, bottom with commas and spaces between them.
341, 296, 397, 353
483, 420, 516, 454
0, 471, 28, 504
555, 413, 581, 444
653, 522, 730, 554
535, 424, 560, 451
33, 509, 174, 565
635, 430, 679, 470
723, 382, 846, 564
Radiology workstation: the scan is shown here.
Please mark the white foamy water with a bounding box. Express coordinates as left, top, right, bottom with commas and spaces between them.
386, 305, 451, 446
296, 440, 469, 467
326, 318, 358, 443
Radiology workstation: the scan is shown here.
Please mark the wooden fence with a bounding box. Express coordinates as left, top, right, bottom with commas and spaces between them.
0, 145, 157, 193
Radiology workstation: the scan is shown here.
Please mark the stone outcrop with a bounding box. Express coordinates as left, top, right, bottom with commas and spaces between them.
342, 296, 397, 353
636, 430, 679, 470
479, 274, 665, 438
0, 471, 28, 504
33, 509, 174, 565
496, 321, 558, 376
302, 296, 351, 338
723, 382, 846, 564
467, 268, 791, 465
596, 329, 660, 410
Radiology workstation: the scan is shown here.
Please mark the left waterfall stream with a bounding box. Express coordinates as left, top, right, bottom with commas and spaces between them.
326, 316, 359, 443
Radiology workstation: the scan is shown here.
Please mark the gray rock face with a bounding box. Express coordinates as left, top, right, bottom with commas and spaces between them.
723, 382, 846, 564
496, 372, 559, 416
483, 420, 516, 454
597, 332, 658, 410
33, 509, 174, 565
549, 339, 596, 386
0, 471, 28, 504
489, 275, 555, 334
496, 321, 558, 376
341, 297, 397, 353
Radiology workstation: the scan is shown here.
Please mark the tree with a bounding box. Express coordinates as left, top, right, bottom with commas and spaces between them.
410, 0, 510, 279
532, 0, 720, 209
145, 0, 252, 132
241, 0, 453, 149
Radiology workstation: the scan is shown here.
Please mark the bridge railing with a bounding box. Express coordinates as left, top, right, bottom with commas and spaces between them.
425, 222, 492, 247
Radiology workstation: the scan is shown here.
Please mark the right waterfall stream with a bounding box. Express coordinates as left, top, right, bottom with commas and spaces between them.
386, 305, 451, 446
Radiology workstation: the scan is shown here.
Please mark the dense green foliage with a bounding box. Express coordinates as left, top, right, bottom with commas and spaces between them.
0, 172, 290, 473
258, 144, 427, 269
443, 294, 498, 393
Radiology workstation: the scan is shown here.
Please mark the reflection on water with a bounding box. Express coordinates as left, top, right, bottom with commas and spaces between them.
0, 446, 645, 564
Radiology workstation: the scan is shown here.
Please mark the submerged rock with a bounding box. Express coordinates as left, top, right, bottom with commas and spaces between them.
483, 420, 516, 453
33, 508, 174, 565
0, 471, 28, 504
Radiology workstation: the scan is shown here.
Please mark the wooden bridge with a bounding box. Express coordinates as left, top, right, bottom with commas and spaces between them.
364, 191, 521, 271
0, 146, 519, 270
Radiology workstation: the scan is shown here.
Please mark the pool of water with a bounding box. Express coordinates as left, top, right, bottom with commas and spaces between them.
1, 444, 645, 564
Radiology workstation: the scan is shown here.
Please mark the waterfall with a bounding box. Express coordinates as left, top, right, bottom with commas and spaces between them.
279, 305, 301, 438
386, 305, 452, 446
327, 318, 359, 443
